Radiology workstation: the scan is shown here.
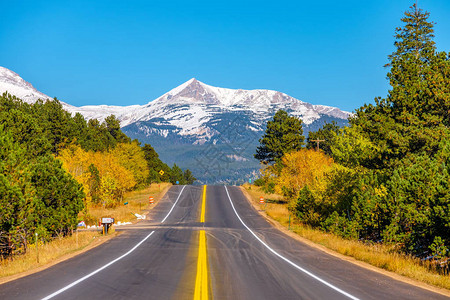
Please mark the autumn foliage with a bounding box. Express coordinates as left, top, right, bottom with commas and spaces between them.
274, 149, 333, 201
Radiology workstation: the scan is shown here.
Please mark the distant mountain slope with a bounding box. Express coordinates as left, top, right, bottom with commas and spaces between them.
0, 66, 351, 183
0, 67, 74, 111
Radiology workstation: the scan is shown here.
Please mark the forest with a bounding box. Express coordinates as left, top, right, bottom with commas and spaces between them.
255, 4, 449, 265
0, 93, 195, 258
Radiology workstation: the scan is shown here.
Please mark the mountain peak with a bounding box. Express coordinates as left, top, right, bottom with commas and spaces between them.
156, 77, 221, 105
0, 66, 74, 108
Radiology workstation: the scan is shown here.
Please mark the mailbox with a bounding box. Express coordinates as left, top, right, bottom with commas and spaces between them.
101, 217, 114, 234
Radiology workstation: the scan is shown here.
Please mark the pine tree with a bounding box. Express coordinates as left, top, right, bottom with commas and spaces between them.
170, 164, 184, 184
183, 169, 196, 185
255, 110, 305, 164
105, 115, 130, 144
352, 3, 450, 169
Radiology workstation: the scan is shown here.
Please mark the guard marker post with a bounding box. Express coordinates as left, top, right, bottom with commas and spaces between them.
35, 232, 39, 264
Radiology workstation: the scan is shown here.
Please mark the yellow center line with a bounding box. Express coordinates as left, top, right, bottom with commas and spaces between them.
200, 185, 206, 223
194, 185, 209, 300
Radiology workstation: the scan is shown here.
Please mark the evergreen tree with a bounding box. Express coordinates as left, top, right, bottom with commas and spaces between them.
30, 155, 85, 239
352, 3, 450, 169
183, 169, 196, 185
105, 115, 130, 144
255, 110, 305, 164
0, 126, 36, 256
170, 164, 184, 184
142, 143, 171, 182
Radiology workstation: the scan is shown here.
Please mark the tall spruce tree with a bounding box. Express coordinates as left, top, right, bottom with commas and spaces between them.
352, 3, 450, 169
255, 110, 304, 164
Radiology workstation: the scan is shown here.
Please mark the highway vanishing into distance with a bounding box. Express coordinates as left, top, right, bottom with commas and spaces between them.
0, 185, 447, 300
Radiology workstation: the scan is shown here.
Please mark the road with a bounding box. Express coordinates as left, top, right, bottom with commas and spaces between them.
0, 185, 447, 299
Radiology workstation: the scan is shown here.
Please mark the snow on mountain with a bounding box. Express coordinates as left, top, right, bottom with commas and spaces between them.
0, 66, 74, 110
0, 66, 351, 143
113, 78, 352, 142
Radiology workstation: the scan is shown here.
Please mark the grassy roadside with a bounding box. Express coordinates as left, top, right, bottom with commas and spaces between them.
241, 183, 450, 292
0, 183, 172, 282
0, 231, 109, 282
82, 182, 171, 224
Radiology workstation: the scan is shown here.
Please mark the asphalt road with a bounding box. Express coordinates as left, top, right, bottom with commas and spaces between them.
0, 185, 447, 300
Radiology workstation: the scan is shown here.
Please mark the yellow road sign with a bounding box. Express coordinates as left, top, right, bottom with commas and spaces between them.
159, 170, 164, 176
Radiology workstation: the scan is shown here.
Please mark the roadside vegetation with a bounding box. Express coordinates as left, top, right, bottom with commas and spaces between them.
85, 182, 171, 224
253, 3, 449, 289
0, 231, 102, 280
0, 90, 194, 260
243, 184, 450, 290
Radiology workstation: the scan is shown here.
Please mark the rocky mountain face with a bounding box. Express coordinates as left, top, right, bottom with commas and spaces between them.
0, 67, 351, 183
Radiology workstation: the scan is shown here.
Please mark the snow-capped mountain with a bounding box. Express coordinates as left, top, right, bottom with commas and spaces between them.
73, 78, 351, 144
0, 66, 351, 183
0, 66, 74, 110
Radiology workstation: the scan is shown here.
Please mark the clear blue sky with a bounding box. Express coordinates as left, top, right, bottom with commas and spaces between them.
1, 0, 449, 112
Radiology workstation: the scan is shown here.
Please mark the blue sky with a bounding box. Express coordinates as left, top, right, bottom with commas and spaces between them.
1, 0, 449, 112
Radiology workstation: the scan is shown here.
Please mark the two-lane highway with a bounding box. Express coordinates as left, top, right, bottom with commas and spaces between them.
0, 185, 447, 299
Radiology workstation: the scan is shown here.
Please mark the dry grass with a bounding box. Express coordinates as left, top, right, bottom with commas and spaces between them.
82, 183, 171, 224
0, 231, 104, 279
242, 184, 450, 291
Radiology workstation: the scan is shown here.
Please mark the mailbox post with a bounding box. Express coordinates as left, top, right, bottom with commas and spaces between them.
101, 217, 114, 235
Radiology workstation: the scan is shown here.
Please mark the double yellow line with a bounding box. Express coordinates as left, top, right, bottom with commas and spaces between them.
194, 185, 209, 300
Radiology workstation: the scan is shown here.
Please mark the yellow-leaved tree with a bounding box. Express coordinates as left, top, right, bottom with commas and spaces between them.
58, 143, 139, 208
90, 151, 136, 206
112, 141, 149, 188
275, 149, 334, 204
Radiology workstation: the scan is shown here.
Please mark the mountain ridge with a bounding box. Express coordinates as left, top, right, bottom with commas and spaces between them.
0, 66, 351, 183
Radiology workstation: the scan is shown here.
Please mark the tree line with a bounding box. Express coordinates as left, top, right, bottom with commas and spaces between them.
0, 93, 195, 258
255, 4, 449, 266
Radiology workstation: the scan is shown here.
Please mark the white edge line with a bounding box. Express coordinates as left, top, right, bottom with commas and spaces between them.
224, 186, 360, 300
161, 185, 186, 223
42, 185, 187, 300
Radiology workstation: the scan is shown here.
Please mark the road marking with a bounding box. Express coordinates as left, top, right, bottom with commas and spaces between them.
194, 185, 209, 300
42, 185, 187, 300
224, 186, 360, 300
194, 230, 209, 300
200, 185, 206, 222
161, 185, 187, 223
